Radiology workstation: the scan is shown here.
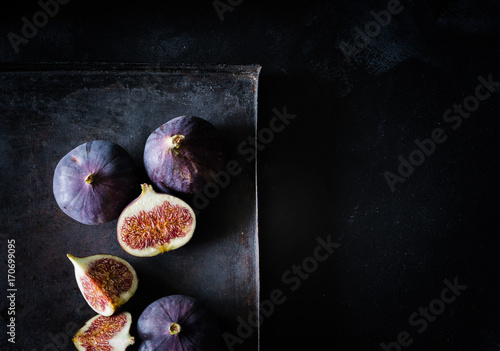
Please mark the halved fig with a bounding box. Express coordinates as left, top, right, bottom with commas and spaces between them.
73, 311, 135, 351
117, 184, 196, 257
68, 254, 138, 316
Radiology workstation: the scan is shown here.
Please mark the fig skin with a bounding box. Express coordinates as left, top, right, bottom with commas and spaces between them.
143, 116, 227, 195
137, 295, 221, 351
53, 140, 140, 225
117, 184, 196, 257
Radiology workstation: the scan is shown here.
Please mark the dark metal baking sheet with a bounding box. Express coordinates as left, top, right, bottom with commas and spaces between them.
0, 62, 260, 351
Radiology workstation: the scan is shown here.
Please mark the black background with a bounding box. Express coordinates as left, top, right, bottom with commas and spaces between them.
2, 0, 500, 350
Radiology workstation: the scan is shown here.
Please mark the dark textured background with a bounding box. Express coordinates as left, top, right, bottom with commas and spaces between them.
1, 0, 500, 350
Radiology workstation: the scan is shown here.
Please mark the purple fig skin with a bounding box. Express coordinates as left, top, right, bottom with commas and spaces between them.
53, 140, 140, 225
137, 295, 221, 351
143, 116, 227, 195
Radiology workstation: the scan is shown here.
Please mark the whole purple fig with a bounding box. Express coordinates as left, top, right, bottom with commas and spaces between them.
53, 140, 140, 225
143, 116, 227, 195
137, 295, 221, 351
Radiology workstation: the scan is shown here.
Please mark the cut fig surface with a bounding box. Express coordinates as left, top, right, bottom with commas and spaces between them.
117, 184, 196, 257
68, 254, 138, 316
73, 311, 135, 351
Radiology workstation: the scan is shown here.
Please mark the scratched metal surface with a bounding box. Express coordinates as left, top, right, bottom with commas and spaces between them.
0, 63, 260, 351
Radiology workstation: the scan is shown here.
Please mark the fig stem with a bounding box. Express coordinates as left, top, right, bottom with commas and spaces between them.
169, 322, 181, 335
171, 135, 185, 149
85, 173, 95, 184
140, 183, 154, 194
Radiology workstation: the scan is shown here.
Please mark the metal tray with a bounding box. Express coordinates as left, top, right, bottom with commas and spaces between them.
0, 63, 260, 351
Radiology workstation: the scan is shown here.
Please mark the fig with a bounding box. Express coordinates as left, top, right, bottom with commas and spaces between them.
117, 184, 196, 257
73, 311, 135, 351
68, 253, 138, 316
137, 295, 221, 351
53, 140, 140, 225
143, 116, 227, 195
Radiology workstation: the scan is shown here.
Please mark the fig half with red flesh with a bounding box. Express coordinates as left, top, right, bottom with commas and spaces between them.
143, 116, 227, 195
53, 140, 140, 225
137, 295, 221, 351
68, 254, 138, 316
117, 184, 196, 257
73, 311, 135, 351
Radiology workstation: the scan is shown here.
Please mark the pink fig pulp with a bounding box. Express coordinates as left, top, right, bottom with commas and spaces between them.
117, 184, 196, 257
